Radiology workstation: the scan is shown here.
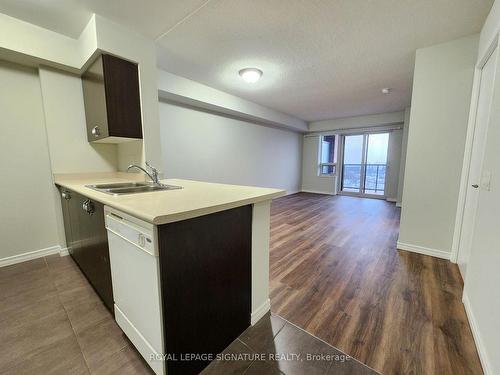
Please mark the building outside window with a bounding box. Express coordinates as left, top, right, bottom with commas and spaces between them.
319, 135, 336, 175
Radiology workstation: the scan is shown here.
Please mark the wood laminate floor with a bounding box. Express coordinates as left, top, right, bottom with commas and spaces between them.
269, 193, 483, 375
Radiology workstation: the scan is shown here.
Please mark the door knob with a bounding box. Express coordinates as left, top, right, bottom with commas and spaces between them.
472, 184, 479, 189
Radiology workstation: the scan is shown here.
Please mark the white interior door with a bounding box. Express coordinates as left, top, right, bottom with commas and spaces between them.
457, 47, 498, 277
463, 44, 500, 370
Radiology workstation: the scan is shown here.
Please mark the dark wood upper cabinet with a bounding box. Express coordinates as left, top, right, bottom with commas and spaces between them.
82, 54, 143, 142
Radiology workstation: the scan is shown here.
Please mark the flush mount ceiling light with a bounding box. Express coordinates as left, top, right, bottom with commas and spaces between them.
239, 68, 263, 83
381, 88, 392, 94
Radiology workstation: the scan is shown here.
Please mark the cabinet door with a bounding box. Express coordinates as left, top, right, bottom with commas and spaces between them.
79, 198, 114, 313
158, 205, 252, 375
82, 56, 109, 142
102, 54, 143, 139
59, 189, 76, 255
68, 191, 84, 261
63, 190, 114, 314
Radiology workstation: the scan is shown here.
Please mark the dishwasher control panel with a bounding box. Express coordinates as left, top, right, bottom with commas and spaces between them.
105, 212, 156, 256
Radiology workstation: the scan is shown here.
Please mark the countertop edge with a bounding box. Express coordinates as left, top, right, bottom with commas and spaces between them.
55, 180, 285, 225
152, 191, 285, 225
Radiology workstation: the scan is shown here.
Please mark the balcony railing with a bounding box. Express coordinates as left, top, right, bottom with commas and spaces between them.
342, 163, 387, 193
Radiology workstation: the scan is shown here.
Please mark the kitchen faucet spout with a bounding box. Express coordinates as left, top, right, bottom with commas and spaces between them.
127, 162, 160, 185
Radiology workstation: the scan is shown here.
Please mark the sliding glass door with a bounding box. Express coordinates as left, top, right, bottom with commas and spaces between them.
341, 135, 365, 193
340, 133, 389, 197
364, 133, 389, 195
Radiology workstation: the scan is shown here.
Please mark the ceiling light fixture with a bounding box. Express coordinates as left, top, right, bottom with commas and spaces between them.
381, 88, 392, 94
239, 68, 263, 83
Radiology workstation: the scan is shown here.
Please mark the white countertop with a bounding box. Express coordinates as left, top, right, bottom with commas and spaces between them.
54, 172, 285, 225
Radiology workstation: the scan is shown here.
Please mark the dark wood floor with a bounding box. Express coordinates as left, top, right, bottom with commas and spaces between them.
269, 193, 482, 375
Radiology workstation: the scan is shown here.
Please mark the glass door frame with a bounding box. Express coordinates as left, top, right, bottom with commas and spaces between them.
338, 131, 389, 199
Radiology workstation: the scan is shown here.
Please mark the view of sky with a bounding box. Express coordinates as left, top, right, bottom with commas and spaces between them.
343, 133, 389, 165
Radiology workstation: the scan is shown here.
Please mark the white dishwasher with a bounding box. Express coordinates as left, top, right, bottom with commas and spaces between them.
104, 207, 165, 375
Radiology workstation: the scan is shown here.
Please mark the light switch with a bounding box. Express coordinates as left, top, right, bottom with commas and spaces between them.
481, 170, 492, 191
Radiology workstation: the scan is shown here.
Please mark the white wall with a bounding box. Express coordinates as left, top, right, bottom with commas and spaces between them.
39, 66, 118, 174
158, 70, 307, 132
385, 129, 403, 201
0, 61, 59, 260
0, 12, 93, 69
301, 135, 336, 194
478, 0, 500, 64
396, 107, 411, 205
309, 111, 405, 132
398, 35, 479, 258
159, 101, 302, 193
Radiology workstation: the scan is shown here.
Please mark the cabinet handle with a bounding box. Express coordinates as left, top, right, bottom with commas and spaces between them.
91, 126, 101, 137
472, 184, 479, 189
61, 191, 71, 200
82, 199, 95, 215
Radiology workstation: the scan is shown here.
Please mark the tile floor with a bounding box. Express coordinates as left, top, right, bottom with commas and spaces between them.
202, 314, 379, 375
0, 254, 378, 375
0, 254, 152, 375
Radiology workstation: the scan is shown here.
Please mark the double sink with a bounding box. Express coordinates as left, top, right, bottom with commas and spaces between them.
86, 182, 182, 195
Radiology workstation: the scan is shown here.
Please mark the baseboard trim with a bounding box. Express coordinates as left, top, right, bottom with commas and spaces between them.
251, 298, 270, 325
462, 291, 491, 375
59, 247, 70, 257
300, 189, 335, 195
396, 202, 402, 208
0, 245, 65, 267
285, 190, 300, 196
386, 198, 397, 202
396, 241, 451, 260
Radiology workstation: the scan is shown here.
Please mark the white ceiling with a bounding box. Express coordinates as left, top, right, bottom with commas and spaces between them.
0, 0, 493, 122
0, 0, 207, 38
156, 0, 493, 121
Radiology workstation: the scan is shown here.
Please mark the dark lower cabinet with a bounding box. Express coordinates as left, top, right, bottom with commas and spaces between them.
158, 206, 252, 375
59, 188, 114, 314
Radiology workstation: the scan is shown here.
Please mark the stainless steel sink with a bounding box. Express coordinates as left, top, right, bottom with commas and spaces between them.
86, 182, 182, 195
87, 182, 151, 189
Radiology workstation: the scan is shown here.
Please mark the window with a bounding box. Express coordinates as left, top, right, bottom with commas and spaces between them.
319, 135, 336, 176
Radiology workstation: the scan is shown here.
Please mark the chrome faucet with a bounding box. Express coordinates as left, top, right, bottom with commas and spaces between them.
127, 161, 161, 185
